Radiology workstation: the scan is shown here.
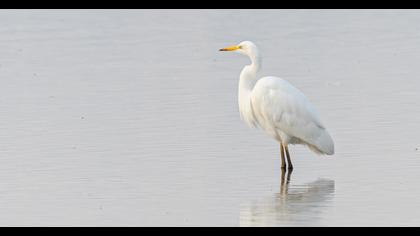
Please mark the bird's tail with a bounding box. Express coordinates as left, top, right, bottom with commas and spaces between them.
308, 130, 334, 155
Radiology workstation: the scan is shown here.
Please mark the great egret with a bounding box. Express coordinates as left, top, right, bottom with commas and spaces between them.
219, 41, 334, 169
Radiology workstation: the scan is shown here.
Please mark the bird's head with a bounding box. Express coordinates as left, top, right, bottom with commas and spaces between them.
219, 41, 258, 57
219, 41, 261, 67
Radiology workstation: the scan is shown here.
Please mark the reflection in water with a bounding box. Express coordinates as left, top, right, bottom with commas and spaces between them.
240, 170, 335, 226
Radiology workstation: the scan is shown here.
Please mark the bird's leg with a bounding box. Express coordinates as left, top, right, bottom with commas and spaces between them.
286, 167, 293, 184
280, 166, 292, 195
280, 143, 286, 170
285, 145, 293, 170
280, 167, 286, 194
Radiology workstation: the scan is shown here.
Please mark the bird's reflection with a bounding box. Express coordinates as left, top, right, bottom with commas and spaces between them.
240, 169, 335, 226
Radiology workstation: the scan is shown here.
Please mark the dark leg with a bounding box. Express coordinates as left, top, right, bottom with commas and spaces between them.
286, 167, 293, 184
285, 145, 293, 170
280, 143, 286, 170
280, 167, 292, 195
280, 167, 286, 186
280, 167, 286, 194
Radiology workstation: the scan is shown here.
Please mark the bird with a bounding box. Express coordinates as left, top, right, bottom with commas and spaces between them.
219, 41, 334, 170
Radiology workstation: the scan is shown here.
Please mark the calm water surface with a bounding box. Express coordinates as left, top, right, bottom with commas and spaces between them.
0, 9, 420, 226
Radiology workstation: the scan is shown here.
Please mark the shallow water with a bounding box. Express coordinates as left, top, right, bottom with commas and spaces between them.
1, 9, 420, 226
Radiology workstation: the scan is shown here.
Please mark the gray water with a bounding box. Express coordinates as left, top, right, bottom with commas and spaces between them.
1, 9, 420, 226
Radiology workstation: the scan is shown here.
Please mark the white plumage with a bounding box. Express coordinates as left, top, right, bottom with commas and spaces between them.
220, 41, 334, 169
251, 76, 334, 155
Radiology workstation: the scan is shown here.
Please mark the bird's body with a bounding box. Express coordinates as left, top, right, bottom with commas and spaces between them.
248, 76, 334, 155
220, 41, 334, 169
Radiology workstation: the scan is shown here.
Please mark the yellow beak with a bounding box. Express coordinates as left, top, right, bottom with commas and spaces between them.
219, 45, 240, 51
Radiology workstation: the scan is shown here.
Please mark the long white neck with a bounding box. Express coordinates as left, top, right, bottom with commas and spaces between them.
238, 53, 261, 126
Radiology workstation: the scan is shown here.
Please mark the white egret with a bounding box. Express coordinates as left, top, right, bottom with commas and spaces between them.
219, 41, 334, 169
